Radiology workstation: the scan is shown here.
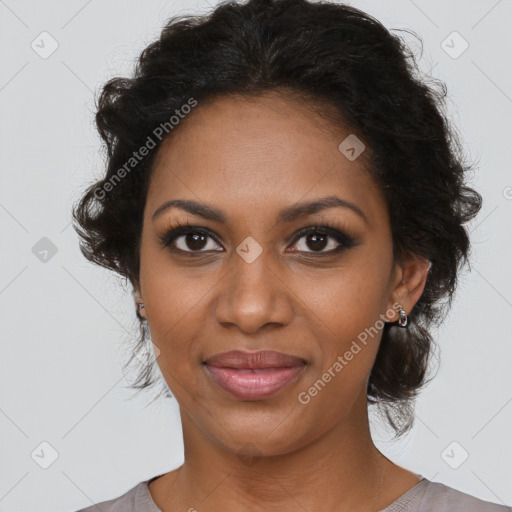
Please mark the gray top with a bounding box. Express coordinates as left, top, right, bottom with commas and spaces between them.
75, 475, 511, 511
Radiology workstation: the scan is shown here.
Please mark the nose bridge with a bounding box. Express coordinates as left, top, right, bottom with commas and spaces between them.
215, 240, 292, 332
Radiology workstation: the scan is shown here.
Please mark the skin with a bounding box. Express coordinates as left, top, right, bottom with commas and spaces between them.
134, 90, 430, 512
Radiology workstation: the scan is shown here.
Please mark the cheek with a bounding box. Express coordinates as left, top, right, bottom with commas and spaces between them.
296, 301, 384, 423
299, 256, 389, 339
146, 304, 205, 411
138, 256, 209, 391
140, 242, 211, 342
294, 259, 388, 389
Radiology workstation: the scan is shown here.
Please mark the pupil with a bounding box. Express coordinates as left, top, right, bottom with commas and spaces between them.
187, 233, 207, 250
307, 233, 327, 251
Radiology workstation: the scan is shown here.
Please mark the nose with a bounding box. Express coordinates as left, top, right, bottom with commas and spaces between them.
214, 249, 294, 334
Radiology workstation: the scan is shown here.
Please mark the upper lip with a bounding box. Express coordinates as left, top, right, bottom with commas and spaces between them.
204, 350, 307, 369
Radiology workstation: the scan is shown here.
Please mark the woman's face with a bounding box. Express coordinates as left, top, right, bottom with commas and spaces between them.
138, 92, 419, 457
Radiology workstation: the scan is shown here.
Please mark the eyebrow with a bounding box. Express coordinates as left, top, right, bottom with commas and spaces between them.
152, 196, 368, 224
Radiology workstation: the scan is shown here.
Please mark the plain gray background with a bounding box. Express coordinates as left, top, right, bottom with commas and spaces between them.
0, 0, 511, 510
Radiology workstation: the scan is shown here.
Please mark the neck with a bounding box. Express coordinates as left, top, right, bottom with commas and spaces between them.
152, 395, 411, 512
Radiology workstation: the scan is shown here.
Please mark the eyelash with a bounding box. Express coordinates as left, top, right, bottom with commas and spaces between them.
157, 219, 357, 256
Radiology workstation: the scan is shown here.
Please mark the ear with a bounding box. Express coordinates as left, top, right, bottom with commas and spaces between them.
386, 251, 431, 322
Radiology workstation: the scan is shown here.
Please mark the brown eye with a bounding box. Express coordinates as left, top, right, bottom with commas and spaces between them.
288, 226, 356, 255
159, 226, 223, 253
298, 232, 330, 252
177, 232, 210, 251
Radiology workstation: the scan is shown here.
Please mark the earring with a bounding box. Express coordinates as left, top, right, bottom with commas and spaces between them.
397, 305, 408, 328
137, 303, 145, 316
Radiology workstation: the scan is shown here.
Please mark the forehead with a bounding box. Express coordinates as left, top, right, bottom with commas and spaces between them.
147, 92, 388, 228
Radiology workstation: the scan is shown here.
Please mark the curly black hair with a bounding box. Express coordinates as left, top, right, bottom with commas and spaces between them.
72, 0, 482, 436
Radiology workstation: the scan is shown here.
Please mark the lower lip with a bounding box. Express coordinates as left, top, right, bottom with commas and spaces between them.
204, 365, 306, 400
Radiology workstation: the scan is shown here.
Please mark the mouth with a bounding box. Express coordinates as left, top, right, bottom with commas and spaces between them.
203, 350, 307, 400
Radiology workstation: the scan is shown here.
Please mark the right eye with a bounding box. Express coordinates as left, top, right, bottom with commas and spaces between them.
158, 223, 224, 254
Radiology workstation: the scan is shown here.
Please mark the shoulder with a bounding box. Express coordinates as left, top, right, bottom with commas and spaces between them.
417, 480, 511, 512
73, 480, 159, 512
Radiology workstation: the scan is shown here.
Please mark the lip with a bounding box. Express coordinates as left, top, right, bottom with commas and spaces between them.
204, 349, 307, 369
203, 350, 307, 400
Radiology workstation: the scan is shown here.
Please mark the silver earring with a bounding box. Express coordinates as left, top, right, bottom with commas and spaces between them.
398, 306, 408, 327
137, 303, 145, 312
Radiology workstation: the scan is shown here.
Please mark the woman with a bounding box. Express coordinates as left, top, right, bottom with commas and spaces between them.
72, 0, 510, 510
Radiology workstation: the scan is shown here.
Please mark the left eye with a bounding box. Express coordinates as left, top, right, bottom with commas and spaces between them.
288, 227, 353, 254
